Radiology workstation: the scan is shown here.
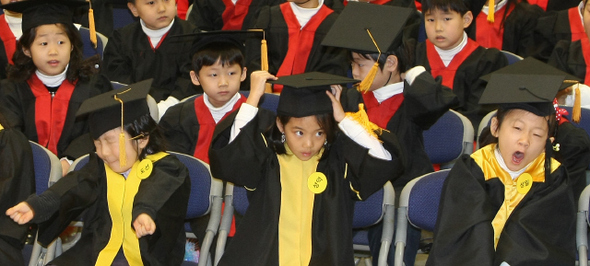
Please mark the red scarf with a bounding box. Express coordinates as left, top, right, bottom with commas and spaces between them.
28, 74, 76, 155
147, 31, 169, 51
569, 6, 586, 42
193, 95, 246, 163
580, 35, 590, 85
362, 91, 404, 128
0, 14, 16, 64
528, 0, 548, 11
475, 4, 515, 50
426, 38, 479, 89
274, 3, 333, 92
221, 0, 254, 30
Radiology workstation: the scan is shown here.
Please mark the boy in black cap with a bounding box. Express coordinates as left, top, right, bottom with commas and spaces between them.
6, 80, 191, 266
427, 70, 576, 265
321, 2, 459, 265
208, 71, 405, 265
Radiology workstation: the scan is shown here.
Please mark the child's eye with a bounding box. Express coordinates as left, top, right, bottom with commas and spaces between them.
513, 127, 521, 131
295, 131, 303, 136
533, 134, 543, 138
209, 73, 217, 77
444, 17, 452, 21
40, 42, 48, 46
228, 72, 235, 76
58, 41, 65, 45
426, 18, 434, 22
148, 1, 155, 4
316, 131, 324, 137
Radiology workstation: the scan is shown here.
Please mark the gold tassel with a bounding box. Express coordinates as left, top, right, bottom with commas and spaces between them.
114, 93, 127, 167
357, 29, 382, 94
345, 104, 387, 141
261, 37, 272, 93
573, 84, 582, 123
487, 0, 495, 23
88, 0, 97, 49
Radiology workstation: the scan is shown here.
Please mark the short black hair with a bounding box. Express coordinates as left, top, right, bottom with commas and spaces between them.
348, 39, 415, 73
191, 42, 245, 74
422, 0, 470, 16
124, 113, 167, 160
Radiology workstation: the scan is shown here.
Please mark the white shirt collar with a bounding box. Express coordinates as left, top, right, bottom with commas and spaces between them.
289, 0, 324, 29
578, 1, 584, 27
372, 81, 404, 104
36, 65, 69, 87
203, 92, 241, 123
434, 32, 468, 67
140, 18, 174, 47
4, 14, 22, 40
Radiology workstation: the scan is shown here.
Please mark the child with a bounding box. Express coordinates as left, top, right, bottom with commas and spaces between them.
427, 72, 576, 265
0, 0, 23, 79
467, 0, 544, 57
187, 0, 283, 31
209, 71, 404, 265
0, 0, 112, 175
0, 112, 35, 266
247, 0, 349, 93
415, 0, 508, 129
533, 1, 585, 61
321, 3, 458, 265
102, 0, 199, 116
6, 80, 191, 265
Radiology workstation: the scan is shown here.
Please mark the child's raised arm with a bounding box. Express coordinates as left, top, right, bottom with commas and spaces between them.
6, 202, 34, 225
247, 70, 277, 107
327, 84, 345, 122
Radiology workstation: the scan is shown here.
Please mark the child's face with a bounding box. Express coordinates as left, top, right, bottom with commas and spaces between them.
23, 24, 72, 76
191, 60, 246, 108
94, 127, 148, 173
583, 1, 590, 36
128, 0, 176, 30
277, 116, 326, 161
491, 109, 550, 171
350, 52, 399, 91
424, 8, 473, 50
287, 0, 320, 8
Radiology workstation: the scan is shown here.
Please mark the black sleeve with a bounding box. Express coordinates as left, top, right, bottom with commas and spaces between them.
159, 101, 198, 155
555, 122, 590, 201
101, 28, 132, 84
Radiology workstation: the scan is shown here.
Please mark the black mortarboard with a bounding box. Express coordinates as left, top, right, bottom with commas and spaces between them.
192, 29, 264, 53
269, 72, 358, 117
76, 79, 152, 139
0, 0, 88, 33
321, 2, 413, 54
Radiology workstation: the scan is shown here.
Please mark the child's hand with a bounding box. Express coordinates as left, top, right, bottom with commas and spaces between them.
6, 202, 34, 225
133, 213, 156, 238
248, 71, 277, 107
327, 85, 345, 122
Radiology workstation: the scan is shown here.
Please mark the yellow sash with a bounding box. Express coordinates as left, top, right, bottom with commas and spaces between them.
471, 144, 559, 249
95, 152, 168, 266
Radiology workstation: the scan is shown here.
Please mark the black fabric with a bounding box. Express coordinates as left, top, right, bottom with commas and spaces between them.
26, 153, 191, 266
0, 74, 111, 159
426, 153, 576, 266
532, 8, 576, 62
414, 42, 508, 129
555, 121, 590, 201
548, 39, 588, 82
0, 37, 9, 80
209, 108, 404, 266
187, 0, 284, 31
102, 18, 200, 102
160, 98, 201, 155
467, 2, 544, 58
545, 0, 581, 12
0, 0, 87, 33
0, 114, 35, 266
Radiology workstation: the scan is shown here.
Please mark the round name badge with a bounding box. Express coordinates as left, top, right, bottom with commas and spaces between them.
516, 173, 533, 195
137, 159, 153, 180
307, 172, 327, 194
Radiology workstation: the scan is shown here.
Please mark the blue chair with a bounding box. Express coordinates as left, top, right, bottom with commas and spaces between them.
394, 169, 450, 266
78, 26, 106, 59
500, 50, 523, 65
352, 182, 395, 266
562, 106, 590, 138
112, 6, 138, 30
239, 91, 280, 113
422, 110, 474, 167
215, 183, 248, 265
27, 141, 63, 266
476, 110, 498, 149
577, 184, 590, 266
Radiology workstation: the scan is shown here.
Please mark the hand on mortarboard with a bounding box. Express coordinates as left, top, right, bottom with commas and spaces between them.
328, 85, 345, 122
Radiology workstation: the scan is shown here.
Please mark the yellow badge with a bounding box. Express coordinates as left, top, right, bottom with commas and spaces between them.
137, 159, 153, 180
307, 172, 327, 194
516, 173, 533, 195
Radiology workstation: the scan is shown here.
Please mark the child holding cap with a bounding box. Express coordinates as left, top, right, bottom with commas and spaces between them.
6, 80, 191, 266
208, 71, 404, 265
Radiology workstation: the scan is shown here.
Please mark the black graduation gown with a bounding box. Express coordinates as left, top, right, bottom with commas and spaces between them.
208, 108, 405, 266
0, 114, 35, 266
533, 6, 582, 62
187, 0, 284, 31
341, 72, 459, 191
467, 2, 544, 58
0, 75, 111, 159
102, 18, 199, 102
26, 153, 191, 266
246, 4, 349, 81
426, 152, 575, 266
532, 0, 580, 12
160, 98, 201, 155
548, 39, 588, 82
414, 42, 508, 129
556, 121, 590, 201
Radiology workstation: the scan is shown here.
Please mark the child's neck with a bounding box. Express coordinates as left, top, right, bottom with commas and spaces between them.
204, 92, 241, 123
140, 18, 174, 47
36, 65, 68, 88
290, 0, 323, 28
4, 13, 22, 39
434, 32, 468, 67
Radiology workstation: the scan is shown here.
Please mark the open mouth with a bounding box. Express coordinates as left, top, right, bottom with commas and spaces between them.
512, 151, 524, 164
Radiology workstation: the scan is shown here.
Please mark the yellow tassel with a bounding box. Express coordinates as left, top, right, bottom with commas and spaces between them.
573, 84, 582, 123
119, 132, 127, 167
261, 38, 272, 92
345, 104, 387, 141
487, 0, 495, 23
88, 1, 97, 49
357, 62, 379, 94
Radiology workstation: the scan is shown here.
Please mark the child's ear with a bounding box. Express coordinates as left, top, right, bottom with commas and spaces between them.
550, 136, 555, 143
138, 136, 150, 150
384, 55, 399, 74
190, 70, 201, 86
22, 47, 31, 58
127, 2, 140, 18
462, 11, 473, 29
240, 67, 247, 82
490, 116, 499, 138
276, 117, 284, 133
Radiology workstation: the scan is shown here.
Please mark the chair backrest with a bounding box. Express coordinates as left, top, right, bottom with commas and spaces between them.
232, 184, 250, 216
353, 182, 395, 228
476, 110, 497, 149
240, 92, 280, 113
29, 141, 62, 194
577, 184, 590, 266
68, 154, 90, 173
401, 169, 449, 232
501, 50, 523, 65
112, 5, 138, 30
562, 106, 590, 137
423, 110, 474, 165
78, 26, 106, 59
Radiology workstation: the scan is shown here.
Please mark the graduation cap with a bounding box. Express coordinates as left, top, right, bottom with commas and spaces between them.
191, 29, 265, 52
269, 72, 358, 118
0, 0, 99, 48
420, 0, 486, 17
